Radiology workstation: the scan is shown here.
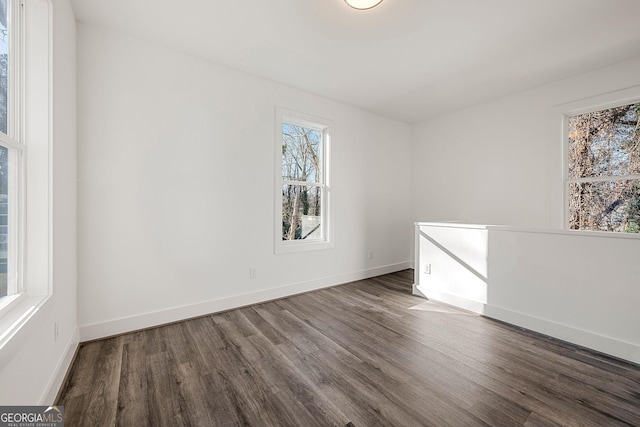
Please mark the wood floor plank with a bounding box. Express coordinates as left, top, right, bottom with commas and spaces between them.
76, 337, 123, 427
58, 270, 640, 426
115, 336, 150, 427
198, 371, 249, 426
145, 351, 186, 427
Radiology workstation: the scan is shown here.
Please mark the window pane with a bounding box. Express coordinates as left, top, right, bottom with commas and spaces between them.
282, 123, 322, 183
569, 180, 640, 233
0, 146, 7, 297
0, 0, 8, 135
568, 103, 640, 179
282, 184, 322, 240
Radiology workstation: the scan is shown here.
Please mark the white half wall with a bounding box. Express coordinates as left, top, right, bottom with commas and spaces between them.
76, 24, 412, 340
0, 0, 77, 405
415, 223, 640, 364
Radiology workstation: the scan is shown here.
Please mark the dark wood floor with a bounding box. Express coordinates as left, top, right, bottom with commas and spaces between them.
58, 270, 640, 426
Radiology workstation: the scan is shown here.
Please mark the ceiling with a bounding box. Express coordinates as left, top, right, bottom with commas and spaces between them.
70, 0, 640, 123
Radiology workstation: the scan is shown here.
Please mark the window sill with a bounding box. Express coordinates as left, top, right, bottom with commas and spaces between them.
275, 240, 334, 254
0, 293, 50, 368
0, 293, 26, 315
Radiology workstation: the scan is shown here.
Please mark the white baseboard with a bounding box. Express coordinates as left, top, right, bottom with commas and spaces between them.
484, 305, 640, 365
416, 285, 640, 365
40, 327, 79, 405
79, 262, 412, 342
415, 285, 486, 315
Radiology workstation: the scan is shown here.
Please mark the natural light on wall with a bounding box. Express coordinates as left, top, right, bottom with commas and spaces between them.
415, 224, 489, 315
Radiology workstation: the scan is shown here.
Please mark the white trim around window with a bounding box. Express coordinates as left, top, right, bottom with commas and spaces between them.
274, 107, 334, 254
0, 0, 52, 353
551, 85, 640, 235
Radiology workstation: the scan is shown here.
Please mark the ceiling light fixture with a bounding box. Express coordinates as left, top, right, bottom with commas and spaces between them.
344, 0, 383, 10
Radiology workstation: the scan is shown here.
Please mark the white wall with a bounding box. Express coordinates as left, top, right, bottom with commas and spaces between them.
0, 0, 77, 404
411, 55, 640, 228
76, 24, 412, 340
411, 57, 640, 364
415, 223, 640, 364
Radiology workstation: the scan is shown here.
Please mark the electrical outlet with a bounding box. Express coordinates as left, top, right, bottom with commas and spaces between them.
424, 263, 431, 274
249, 267, 257, 279
368, 250, 374, 259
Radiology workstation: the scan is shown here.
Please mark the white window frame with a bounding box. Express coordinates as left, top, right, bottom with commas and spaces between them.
0, 0, 25, 311
0, 0, 52, 353
552, 85, 640, 234
274, 107, 333, 254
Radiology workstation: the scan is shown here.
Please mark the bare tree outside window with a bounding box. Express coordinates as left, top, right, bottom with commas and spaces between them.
567, 102, 640, 233
281, 123, 324, 241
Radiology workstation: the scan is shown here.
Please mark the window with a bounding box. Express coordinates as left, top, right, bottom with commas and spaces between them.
275, 108, 332, 253
0, 0, 21, 303
0, 0, 51, 335
566, 101, 640, 233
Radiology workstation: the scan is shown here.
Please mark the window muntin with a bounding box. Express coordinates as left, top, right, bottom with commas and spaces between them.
275, 109, 332, 253
566, 102, 640, 233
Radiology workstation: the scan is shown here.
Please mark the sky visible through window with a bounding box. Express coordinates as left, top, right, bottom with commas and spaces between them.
281, 123, 322, 183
